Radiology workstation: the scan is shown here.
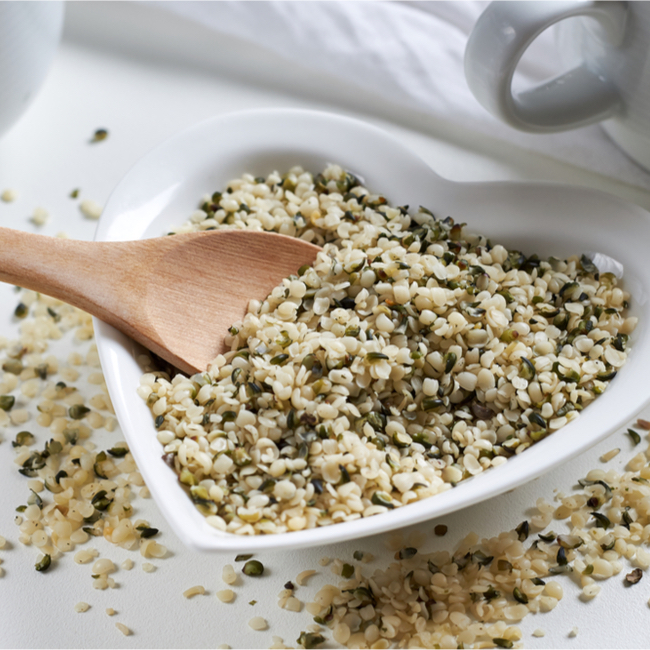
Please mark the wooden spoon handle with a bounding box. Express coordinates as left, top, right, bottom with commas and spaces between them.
0, 226, 149, 330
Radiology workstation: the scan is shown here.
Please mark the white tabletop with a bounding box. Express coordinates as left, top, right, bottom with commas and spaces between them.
2, 3, 650, 649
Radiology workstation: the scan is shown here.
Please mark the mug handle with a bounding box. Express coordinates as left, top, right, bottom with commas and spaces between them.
464, 1, 628, 132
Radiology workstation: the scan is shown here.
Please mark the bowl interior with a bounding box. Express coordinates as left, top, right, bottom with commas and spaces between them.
95, 108, 650, 552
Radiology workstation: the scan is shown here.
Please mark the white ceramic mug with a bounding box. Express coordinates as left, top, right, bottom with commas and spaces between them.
464, 1, 650, 172
0, 1, 64, 139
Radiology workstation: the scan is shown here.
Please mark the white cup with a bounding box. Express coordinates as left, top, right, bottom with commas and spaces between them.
464, 1, 650, 172
0, 1, 65, 139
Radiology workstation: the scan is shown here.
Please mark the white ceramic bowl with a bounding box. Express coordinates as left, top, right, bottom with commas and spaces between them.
95, 108, 650, 553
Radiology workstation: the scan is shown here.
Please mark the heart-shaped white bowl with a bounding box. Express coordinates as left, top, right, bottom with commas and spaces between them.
95, 108, 650, 552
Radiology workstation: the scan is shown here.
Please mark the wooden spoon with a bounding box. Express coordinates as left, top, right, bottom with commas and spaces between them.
0, 228, 321, 375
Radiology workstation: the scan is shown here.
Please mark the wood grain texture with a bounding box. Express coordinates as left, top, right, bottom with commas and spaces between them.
0, 228, 321, 374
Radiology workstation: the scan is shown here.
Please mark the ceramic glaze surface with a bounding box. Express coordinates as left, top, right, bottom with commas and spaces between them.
0, 2, 64, 139
466, 1, 650, 170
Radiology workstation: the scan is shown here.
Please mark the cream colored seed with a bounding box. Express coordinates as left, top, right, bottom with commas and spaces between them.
216, 589, 235, 603
248, 616, 268, 631
600, 448, 620, 462
115, 623, 131, 636
183, 585, 205, 598
80, 199, 102, 220
74, 602, 90, 613
1, 188, 17, 202
222, 564, 237, 585
106, 608, 116, 616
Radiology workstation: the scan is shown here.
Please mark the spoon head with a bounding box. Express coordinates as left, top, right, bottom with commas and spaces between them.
144, 230, 320, 374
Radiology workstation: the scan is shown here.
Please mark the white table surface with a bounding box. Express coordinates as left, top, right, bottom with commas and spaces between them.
2, 3, 650, 649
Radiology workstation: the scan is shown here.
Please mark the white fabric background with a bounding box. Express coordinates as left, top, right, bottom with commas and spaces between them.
151, 0, 650, 191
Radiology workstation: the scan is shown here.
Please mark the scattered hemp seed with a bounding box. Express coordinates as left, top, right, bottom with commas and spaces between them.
600, 448, 621, 462
182, 585, 205, 598
79, 199, 102, 220
242, 560, 264, 576
568, 627, 579, 638
142, 562, 156, 573
434, 524, 448, 536
222, 564, 237, 585
296, 570, 316, 586
627, 429, 641, 446
297, 631, 325, 649
106, 608, 116, 616
1, 188, 17, 202
0, 536, 6, 549
216, 589, 235, 603
625, 568, 643, 585
90, 128, 108, 143
69, 188, 80, 199
74, 602, 90, 613
637, 418, 650, 430
532, 629, 545, 638
0, 396, 15, 411
30, 207, 49, 226
248, 616, 267, 631
341, 563, 354, 578
115, 622, 131, 637
35, 554, 51, 572
249, 600, 257, 606
13, 303, 27, 319
353, 550, 364, 561
235, 554, 253, 562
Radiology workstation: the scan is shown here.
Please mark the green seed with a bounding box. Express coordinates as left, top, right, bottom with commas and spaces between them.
69, 404, 90, 420
519, 357, 536, 380
443, 352, 457, 374
513, 587, 528, 604
493, 639, 513, 649
365, 352, 389, 364
592, 512, 611, 529
28, 489, 43, 509
371, 491, 394, 509
0, 395, 15, 411
341, 563, 354, 578
69, 188, 80, 199
353, 550, 364, 561
515, 520, 529, 541
91, 128, 108, 142
14, 302, 28, 318
422, 397, 444, 412
91, 489, 113, 511
242, 560, 264, 576
12, 431, 34, 447
397, 547, 418, 560
270, 354, 289, 366
627, 429, 641, 446
107, 446, 129, 457
35, 554, 51, 572
179, 468, 197, 486
296, 632, 325, 649
392, 432, 412, 448
137, 526, 159, 538
235, 554, 253, 562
